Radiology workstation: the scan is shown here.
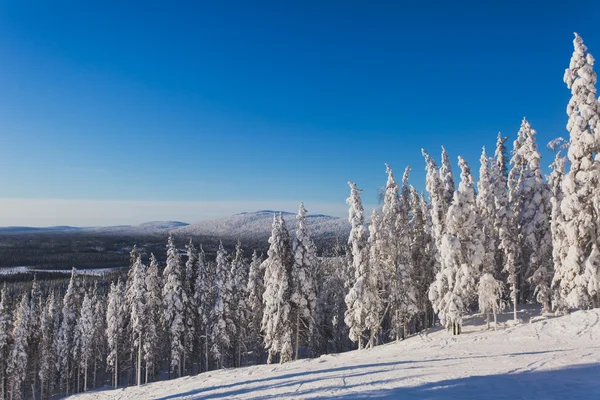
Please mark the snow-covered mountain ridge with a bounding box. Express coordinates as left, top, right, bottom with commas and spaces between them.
173, 210, 350, 242
72, 306, 600, 399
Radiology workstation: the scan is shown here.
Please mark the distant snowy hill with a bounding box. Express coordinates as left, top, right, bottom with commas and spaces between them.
0, 221, 189, 235
173, 210, 350, 243
72, 306, 600, 399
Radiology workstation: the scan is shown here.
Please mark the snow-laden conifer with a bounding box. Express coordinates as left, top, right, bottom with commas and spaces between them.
144, 253, 162, 381
78, 290, 96, 391
183, 239, 198, 373
162, 234, 187, 377
246, 250, 264, 363
558, 33, 600, 308
229, 241, 248, 367
57, 268, 80, 394
430, 157, 483, 334
344, 182, 371, 349
292, 203, 317, 359
262, 214, 294, 364
126, 255, 148, 385
7, 293, 30, 400
0, 284, 10, 400
477, 148, 504, 327
211, 241, 233, 367
194, 245, 215, 372
106, 279, 126, 389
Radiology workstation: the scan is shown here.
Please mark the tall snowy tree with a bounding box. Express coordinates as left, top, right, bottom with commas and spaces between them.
229, 241, 249, 367
28, 276, 43, 396
0, 284, 10, 400
430, 157, 483, 334
556, 33, 600, 308
106, 279, 126, 389
422, 149, 444, 272
440, 146, 455, 208
162, 234, 187, 377
126, 254, 148, 386
291, 203, 317, 359
39, 291, 58, 400
344, 182, 373, 349
519, 123, 553, 312
144, 253, 162, 382
183, 239, 198, 374
194, 246, 214, 372
379, 166, 418, 341
550, 152, 569, 312
261, 214, 294, 364
211, 241, 233, 368
477, 148, 504, 327
7, 293, 30, 400
57, 268, 81, 394
246, 250, 264, 364
78, 290, 96, 391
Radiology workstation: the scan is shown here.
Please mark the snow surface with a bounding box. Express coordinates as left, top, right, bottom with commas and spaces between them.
174, 211, 350, 243
72, 306, 600, 399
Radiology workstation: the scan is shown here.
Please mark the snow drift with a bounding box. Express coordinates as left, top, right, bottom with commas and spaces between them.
72, 306, 600, 399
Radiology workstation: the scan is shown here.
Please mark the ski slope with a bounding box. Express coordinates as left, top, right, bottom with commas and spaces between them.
73, 306, 600, 399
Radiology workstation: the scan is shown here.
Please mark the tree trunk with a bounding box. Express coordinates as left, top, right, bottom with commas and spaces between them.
84, 358, 88, 392
486, 313, 490, 330
114, 347, 118, 389
493, 310, 497, 331
513, 286, 518, 322
137, 340, 142, 386
294, 312, 300, 360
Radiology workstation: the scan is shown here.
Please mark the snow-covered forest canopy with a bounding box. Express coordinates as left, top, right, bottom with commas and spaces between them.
1, 32, 600, 400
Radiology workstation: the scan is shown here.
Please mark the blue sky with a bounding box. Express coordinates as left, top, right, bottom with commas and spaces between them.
0, 1, 598, 225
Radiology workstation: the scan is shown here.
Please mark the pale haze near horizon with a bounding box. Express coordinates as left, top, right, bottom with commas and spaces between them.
0, 198, 372, 227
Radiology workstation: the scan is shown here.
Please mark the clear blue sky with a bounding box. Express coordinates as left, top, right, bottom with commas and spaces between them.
0, 1, 598, 225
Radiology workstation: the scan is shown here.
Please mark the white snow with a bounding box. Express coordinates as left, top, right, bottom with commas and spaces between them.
72, 306, 600, 399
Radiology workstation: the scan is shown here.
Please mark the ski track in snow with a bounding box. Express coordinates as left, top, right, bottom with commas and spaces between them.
72, 306, 600, 399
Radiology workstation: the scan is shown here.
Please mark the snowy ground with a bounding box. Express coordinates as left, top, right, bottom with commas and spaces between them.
73, 306, 600, 399
0, 266, 126, 276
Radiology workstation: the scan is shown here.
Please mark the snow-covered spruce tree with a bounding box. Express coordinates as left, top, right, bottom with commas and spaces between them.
229, 241, 249, 367
261, 214, 294, 364
344, 183, 375, 349
194, 245, 214, 372
549, 152, 569, 312
410, 187, 436, 331
495, 132, 509, 178
57, 268, 81, 394
126, 254, 148, 386
380, 166, 418, 341
246, 250, 264, 364
0, 284, 10, 400
162, 234, 187, 377
28, 276, 43, 395
421, 149, 444, 263
183, 239, 198, 374
557, 33, 600, 308
106, 279, 126, 389
144, 253, 162, 382
91, 283, 106, 391
39, 291, 58, 400
78, 290, 96, 391
493, 134, 510, 275
366, 209, 384, 345
430, 157, 483, 335
476, 148, 504, 328
291, 203, 317, 359
519, 124, 553, 312
7, 293, 30, 400
211, 241, 233, 368
440, 146, 455, 209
